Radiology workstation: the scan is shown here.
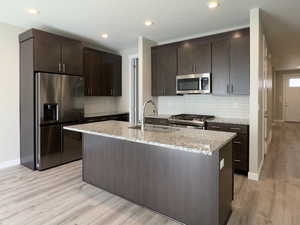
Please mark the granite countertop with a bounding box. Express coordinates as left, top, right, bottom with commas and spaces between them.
85, 112, 129, 118
208, 117, 249, 125
64, 121, 236, 156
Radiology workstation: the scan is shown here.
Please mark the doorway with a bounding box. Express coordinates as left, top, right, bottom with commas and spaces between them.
283, 75, 300, 122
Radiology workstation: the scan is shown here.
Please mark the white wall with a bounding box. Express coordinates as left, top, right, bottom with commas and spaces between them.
248, 8, 264, 180
118, 47, 138, 113
157, 95, 249, 118
0, 23, 25, 166
138, 37, 157, 119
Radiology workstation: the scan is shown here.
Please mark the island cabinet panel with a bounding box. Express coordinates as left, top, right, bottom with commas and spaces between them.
82, 134, 233, 225
151, 44, 178, 96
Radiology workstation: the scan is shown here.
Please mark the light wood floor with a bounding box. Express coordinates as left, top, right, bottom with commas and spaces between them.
0, 123, 299, 225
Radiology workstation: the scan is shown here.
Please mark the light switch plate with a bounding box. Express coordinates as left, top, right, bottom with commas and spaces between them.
220, 159, 224, 170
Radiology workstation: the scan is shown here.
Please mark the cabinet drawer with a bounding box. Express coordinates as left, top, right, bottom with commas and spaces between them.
232, 134, 249, 172
145, 117, 170, 126
206, 122, 248, 134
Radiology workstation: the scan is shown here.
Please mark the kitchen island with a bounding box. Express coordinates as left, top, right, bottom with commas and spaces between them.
64, 121, 236, 225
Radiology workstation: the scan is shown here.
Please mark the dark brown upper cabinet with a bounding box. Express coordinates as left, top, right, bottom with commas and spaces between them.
152, 44, 178, 96
61, 38, 83, 76
230, 29, 250, 95
211, 36, 230, 95
211, 28, 250, 96
19, 29, 83, 76
151, 28, 250, 97
83, 48, 122, 97
177, 39, 211, 75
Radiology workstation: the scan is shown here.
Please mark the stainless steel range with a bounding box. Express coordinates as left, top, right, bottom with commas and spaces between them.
169, 114, 215, 129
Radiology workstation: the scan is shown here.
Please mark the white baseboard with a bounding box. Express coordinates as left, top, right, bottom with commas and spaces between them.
248, 158, 264, 181
0, 159, 20, 170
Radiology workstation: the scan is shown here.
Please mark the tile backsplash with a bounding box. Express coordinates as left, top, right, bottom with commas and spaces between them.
84, 97, 120, 116
156, 95, 249, 119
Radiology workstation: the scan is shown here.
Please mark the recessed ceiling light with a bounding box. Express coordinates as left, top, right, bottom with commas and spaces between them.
144, 20, 153, 26
208, 1, 220, 9
27, 8, 39, 15
101, 33, 108, 39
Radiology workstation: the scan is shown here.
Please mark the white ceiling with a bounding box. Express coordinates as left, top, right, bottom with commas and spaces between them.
1, 0, 300, 69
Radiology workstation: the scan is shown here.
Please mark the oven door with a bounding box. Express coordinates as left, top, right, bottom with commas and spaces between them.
176, 74, 201, 94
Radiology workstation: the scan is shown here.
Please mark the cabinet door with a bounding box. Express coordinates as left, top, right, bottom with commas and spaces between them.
151, 48, 164, 96
61, 38, 83, 76
112, 54, 122, 96
152, 45, 177, 96
230, 29, 250, 95
178, 39, 211, 75
34, 31, 61, 73
83, 49, 99, 96
212, 37, 230, 95
101, 52, 115, 96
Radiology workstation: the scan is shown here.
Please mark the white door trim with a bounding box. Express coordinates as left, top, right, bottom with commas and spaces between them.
128, 54, 138, 124
283, 74, 300, 122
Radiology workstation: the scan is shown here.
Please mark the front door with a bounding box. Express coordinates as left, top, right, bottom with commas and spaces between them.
284, 75, 300, 122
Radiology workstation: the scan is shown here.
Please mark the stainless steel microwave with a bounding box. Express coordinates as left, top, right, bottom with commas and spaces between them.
176, 73, 211, 94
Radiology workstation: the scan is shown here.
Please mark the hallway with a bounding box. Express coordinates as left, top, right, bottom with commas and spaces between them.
228, 122, 300, 225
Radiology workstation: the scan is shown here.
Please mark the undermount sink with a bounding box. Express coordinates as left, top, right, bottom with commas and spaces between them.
128, 124, 179, 133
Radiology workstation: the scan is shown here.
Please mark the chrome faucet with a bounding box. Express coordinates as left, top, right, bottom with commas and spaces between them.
141, 99, 158, 131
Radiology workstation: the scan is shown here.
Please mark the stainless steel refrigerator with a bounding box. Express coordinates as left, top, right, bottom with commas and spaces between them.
34, 73, 84, 170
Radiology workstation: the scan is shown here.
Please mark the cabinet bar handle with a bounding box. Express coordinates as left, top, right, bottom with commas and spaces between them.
231, 84, 234, 93
230, 127, 241, 131
233, 141, 241, 144
59, 63, 61, 72
63, 64, 66, 73
234, 160, 241, 163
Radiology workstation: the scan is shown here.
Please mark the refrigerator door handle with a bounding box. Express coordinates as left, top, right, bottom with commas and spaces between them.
56, 104, 60, 121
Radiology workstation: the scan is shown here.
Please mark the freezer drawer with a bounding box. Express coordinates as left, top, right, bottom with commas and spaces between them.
62, 126, 82, 163
37, 124, 62, 170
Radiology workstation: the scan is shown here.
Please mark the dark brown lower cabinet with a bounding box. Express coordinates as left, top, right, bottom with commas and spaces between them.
82, 133, 233, 225
207, 122, 249, 174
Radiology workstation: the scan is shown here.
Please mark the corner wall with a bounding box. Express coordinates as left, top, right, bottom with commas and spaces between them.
138, 37, 157, 120
0, 23, 25, 167
248, 8, 264, 180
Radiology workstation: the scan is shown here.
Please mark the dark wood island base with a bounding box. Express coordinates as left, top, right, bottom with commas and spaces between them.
82, 134, 233, 225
